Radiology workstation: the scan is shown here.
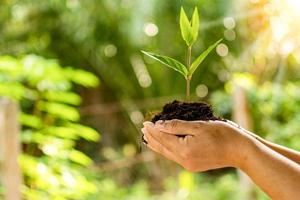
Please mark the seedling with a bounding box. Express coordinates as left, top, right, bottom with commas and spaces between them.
142, 7, 222, 101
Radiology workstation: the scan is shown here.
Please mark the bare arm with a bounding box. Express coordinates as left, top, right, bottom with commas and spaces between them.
226, 120, 300, 165
241, 137, 300, 200
142, 120, 300, 200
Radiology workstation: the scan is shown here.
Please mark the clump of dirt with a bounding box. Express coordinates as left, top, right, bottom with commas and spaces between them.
142, 100, 222, 144
151, 100, 222, 123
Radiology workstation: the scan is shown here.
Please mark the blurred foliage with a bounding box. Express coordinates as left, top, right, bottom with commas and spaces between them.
0, 0, 225, 100
0, 0, 299, 199
0, 184, 3, 199
89, 172, 269, 200
212, 73, 300, 151
0, 55, 100, 199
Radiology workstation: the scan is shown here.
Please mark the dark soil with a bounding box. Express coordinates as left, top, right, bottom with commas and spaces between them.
151, 100, 222, 123
142, 100, 223, 144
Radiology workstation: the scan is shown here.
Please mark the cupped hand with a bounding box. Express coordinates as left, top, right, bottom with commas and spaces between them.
142, 119, 253, 172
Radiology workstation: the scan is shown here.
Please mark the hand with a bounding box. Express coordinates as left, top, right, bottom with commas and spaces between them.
142, 119, 253, 172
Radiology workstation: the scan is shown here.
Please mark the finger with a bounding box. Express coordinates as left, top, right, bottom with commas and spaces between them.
142, 127, 177, 161
143, 128, 179, 163
141, 131, 148, 145
224, 119, 239, 128
224, 120, 256, 136
144, 122, 180, 152
154, 119, 202, 135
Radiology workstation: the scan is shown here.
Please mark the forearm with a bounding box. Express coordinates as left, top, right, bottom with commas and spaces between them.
238, 137, 300, 200
244, 130, 300, 165
226, 120, 300, 165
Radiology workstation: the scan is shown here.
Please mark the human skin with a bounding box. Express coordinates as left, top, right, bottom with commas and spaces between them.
225, 120, 300, 165
141, 119, 300, 200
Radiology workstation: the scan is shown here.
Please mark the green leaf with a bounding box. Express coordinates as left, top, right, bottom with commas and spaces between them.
0, 82, 26, 100
188, 39, 222, 77
42, 126, 79, 140
43, 91, 81, 106
38, 101, 80, 121
65, 68, 100, 87
191, 7, 199, 43
141, 51, 188, 78
20, 113, 43, 129
180, 7, 194, 47
0, 56, 23, 77
19, 154, 39, 177
21, 130, 75, 147
69, 150, 93, 166
67, 123, 100, 142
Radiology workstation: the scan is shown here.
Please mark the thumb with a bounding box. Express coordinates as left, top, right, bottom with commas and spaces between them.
154, 119, 198, 135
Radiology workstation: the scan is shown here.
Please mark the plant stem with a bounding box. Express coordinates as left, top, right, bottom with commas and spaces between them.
187, 46, 192, 68
186, 77, 191, 101
186, 46, 192, 101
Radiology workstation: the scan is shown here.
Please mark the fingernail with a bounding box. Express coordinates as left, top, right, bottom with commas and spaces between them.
156, 120, 163, 124
143, 121, 154, 127
155, 120, 164, 127
141, 128, 146, 134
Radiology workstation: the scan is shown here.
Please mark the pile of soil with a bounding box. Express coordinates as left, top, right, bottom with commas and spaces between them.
142, 100, 222, 144
151, 100, 222, 123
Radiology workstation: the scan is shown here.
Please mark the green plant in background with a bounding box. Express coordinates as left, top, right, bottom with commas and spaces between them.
0, 55, 100, 199
211, 73, 300, 152
142, 7, 221, 100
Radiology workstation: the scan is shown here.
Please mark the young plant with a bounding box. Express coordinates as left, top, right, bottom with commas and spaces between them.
142, 7, 222, 101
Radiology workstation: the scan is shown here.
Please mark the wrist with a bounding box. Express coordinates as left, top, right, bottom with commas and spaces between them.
234, 132, 264, 171
224, 126, 261, 169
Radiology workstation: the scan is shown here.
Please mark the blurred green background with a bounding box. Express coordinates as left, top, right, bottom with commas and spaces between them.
0, 0, 299, 199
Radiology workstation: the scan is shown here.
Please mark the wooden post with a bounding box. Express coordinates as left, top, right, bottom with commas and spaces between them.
0, 99, 22, 200
232, 85, 256, 200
